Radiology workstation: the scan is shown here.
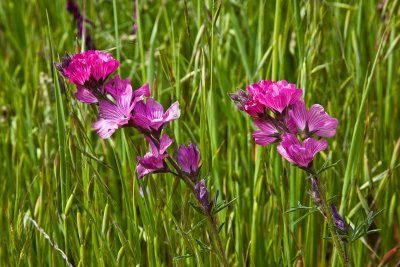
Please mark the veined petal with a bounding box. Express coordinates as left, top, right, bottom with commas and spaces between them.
132, 113, 152, 130
105, 75, 130, 100
133, 83, 150, 98
159, 134, 173, 154
303, 138, 328, 157
252, 119, 279, 146
75, 86, 98, 103
163, 101, 181, 122
98, 101, 129, 123
175, 143, 201, 175
145, 98, 164, 121
307, 104, 338, 138
288, 101, 307, 132
92, 119, 119, 139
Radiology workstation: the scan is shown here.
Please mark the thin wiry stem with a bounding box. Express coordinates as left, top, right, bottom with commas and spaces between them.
307, 169, 348, 266
165, 155, 229, 266
25, 215, 73, 267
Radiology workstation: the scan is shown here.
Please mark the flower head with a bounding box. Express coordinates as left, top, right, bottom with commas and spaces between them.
195, 179, 209, 211
252, 119, 280, 146
92, 76, 149, 138
288, 101, 338, 138
132, 98, 180, 132
248, 80, 303, 113
331, 204, 346, 231
136, 134, 173, 179
277, 133, 327, 168
175, 143, 201, 178
63, 50, 119, 89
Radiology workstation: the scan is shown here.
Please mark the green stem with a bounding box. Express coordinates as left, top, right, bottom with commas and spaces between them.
309, 170, 347, 266
146, 135, 228, 265
166, 155, 229, 266
206, 210, 229, 267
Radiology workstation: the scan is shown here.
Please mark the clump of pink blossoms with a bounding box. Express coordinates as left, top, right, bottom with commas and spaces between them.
230, 80, 348, 261
230, 80, 338, 169
57, 50, 210, 211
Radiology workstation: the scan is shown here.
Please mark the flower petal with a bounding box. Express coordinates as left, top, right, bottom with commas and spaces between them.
307, 104, 338, 138
163, 101, 181, 122
288, 101, 307, 132
252, 119, 279, 146
159, 134, 173, 154
75, 85, 98, 103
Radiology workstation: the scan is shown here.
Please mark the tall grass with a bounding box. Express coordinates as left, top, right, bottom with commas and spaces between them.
0, 0, 399, 266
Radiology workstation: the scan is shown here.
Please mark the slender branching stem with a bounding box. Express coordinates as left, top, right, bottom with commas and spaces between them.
166, 155, 229, 266
206, 209, 229, 267
144, 133, 228, 265
307, 169, 348, 266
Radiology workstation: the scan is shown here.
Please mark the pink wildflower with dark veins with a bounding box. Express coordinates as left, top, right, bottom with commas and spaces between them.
136, 134, 173, 179
175, 143, 201, 179
92, 76, 148, 139
248, 80, 303, 113
277, 133, 327, 168
288, 101, 338, 138
62, 50, 119, 101
252, 119, 280, 146
132, 98, 180, 132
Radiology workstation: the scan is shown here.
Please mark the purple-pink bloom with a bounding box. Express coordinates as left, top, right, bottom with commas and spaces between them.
252, 119, 280, 146
175, 143, 201, 177
136, 134, 173, 179
229, 89, 264, 117
277, 133, 328, 168
288, 101, 338, 138
247, 80, 303, 113
63, 50, 119, 88
92, 76, 148, 139
132, 98, 180, 132
195, 179, 209, 211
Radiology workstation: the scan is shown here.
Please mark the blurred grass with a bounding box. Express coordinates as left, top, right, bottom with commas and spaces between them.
0, 0, 399, 266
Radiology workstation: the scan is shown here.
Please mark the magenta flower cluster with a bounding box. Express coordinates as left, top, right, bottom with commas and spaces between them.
57, 50, 208, 208
230, 80, 338, 168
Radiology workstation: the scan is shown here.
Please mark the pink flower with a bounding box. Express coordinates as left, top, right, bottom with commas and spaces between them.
63, 50, 119, 93
247, 80, 303, 113
277, 133, 327, 168
132, 98, 180, 132
175, 143, 201, 177
136, 134, 173, 179
92, 76, 149, 139
252, 119, 280, 146
288, 101, 338, 138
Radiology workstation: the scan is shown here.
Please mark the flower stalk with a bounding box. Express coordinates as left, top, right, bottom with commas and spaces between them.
307, 169, 348, 266
165, 155, 229, 266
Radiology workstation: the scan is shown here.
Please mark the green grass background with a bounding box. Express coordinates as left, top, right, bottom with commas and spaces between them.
0, 0, 399, 266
